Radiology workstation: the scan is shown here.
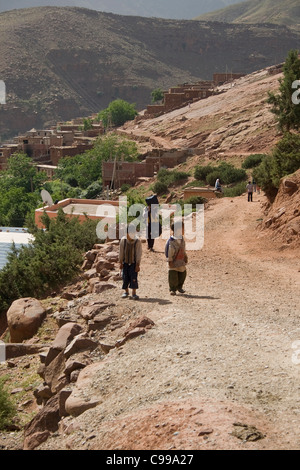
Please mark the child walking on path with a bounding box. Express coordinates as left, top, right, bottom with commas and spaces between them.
119, 227, 142, 300
166, 221, 188, 296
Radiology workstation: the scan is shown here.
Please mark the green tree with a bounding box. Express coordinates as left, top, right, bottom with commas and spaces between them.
98, 100, 138, 128
0, 154, 46, 226
55, 134, 138, 190
151, 88, 164, 103
83, 118, 93, 131
0, 210, 99, 314
252, 133, 300, 200
267, 49, 300, 132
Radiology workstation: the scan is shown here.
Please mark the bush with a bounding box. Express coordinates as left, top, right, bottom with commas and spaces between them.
217, 162, 247, 185
206, 170, 222, 187
181, 196, 207, 207
80, 181, 103, 199
157, 169, 189, 187
242, 154, 266, 169
194, 165, 214, 181
252, 133, 300, 200
153, 181, 169, 195
0, 378, 16, 430
194, 162, 247, 186
0, 210, 99, 314
121, 184, 131, 193
223, 181, 248, 197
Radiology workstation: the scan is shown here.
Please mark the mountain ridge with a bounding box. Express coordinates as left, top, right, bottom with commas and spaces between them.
0, 0, 248, 19
195, 0, 300, 29
0, 6, 299, 139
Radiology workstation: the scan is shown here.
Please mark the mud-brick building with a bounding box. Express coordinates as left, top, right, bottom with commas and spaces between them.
0, 144, 18, 170
102, 161, 155, 189
50, 142, 94, 166
17, 129, 63, 162
145, 81, 214, 116
213, 73, 245, 86
102, 149, 190, 189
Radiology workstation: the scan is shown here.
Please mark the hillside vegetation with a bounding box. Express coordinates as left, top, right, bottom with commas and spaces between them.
196, 0, 300, 29
0, 7, 299, 138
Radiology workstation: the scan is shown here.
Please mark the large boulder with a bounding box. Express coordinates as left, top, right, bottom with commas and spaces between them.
45, 322, 82, 366
7, 298, 46, 343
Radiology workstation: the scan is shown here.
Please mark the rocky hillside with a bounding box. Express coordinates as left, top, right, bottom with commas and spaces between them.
0, 0, 248, 19
196, 0, 300, 29
0, 6, 299, 138
120, 66, 284, 159
0, 53, 299, 450
260, 170, 300, 249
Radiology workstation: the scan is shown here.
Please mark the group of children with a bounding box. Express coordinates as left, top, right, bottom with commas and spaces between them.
119, 219, 187, 300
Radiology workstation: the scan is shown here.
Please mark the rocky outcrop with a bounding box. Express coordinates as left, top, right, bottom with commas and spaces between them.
6, 298, 46, 343
261, 170, 300, 248
22, 240, 155, 450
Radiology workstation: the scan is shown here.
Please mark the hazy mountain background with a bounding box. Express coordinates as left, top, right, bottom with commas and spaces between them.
0, 0, 248, 19
0, 5, 299, 138
196, 0, 300, 29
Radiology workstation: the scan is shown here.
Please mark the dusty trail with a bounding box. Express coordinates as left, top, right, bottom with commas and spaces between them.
41, 193, 299, 451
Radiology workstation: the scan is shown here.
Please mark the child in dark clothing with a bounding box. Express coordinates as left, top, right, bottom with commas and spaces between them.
166, 220, 188, 296
119, 226, 142, 300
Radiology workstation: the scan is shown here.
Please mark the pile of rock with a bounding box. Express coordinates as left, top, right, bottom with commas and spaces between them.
24, 312, 155, 450
262, 171, 300, 247
2, 239, 156, 450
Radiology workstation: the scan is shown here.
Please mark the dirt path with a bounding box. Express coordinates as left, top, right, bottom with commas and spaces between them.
35, 192, 298, 451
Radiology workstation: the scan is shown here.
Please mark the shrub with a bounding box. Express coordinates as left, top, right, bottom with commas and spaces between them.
223, 181, 248, 197
157, 169, 189, 187
80, 181, 103, 199
194, 162, 246, 186
206, 170, 222, 187
252, 133, 300, 200
121, 184, 131, 193
194, 165, 214, 181
0, 378, 16, 430
0, 210, 99, 314
153, 181, 169, 195
242, 154, 266, 169
217, 162, 247, 185
182, 196, 207, 207
252, 154, 277, 200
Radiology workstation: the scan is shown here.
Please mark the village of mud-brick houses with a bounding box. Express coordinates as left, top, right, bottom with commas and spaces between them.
0, 73, 245, 188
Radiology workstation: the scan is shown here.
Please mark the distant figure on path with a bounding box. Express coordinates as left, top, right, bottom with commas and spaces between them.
165, 220, 188, 296
144, 194, 161, 252
215, 178, 223, 193
246, 181, 253, 202
119, 225, 142, 300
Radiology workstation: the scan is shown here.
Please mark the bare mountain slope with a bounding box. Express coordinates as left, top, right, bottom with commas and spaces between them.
0, 0, 248, 19
120, 67, 284, 158
195, 0, 300, 29
0, 6, 299, 139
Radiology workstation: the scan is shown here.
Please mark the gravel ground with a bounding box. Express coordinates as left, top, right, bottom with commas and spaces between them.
36, 193, 300, 450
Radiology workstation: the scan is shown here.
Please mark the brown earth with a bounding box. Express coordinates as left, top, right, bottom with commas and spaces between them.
0, 190, 295, 450
121, 67, 284, 160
